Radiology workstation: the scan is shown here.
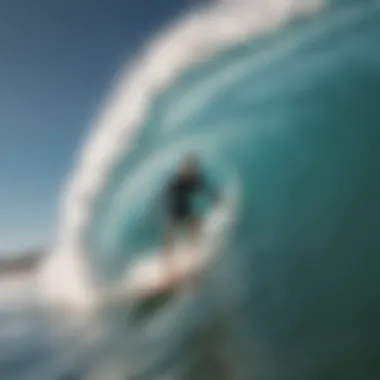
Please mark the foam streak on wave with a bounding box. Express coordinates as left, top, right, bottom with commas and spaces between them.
39, 0, 324, 310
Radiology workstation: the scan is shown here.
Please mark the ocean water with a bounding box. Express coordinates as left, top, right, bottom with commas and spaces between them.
6, 0, 380, 379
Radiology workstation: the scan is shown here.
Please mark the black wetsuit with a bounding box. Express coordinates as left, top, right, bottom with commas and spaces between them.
167, 174, 216, 223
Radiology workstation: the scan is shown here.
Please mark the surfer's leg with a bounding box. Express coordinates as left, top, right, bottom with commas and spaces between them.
189, 216, 202, 250
183, 216, 202, 286
165, 225, 175, 253
164, 222, 176, 281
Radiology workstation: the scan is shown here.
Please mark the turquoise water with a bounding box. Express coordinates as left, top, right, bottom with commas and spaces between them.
87, 1, 380, 378
11, 1, 380, 379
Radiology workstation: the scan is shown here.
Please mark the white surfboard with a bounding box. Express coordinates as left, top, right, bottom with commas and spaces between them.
124, 243, 209, 300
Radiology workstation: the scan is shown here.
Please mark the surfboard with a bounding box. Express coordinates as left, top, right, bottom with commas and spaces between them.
125, 242, 209, 300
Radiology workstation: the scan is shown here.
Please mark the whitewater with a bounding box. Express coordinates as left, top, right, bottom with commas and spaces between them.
4, 0, 380, 379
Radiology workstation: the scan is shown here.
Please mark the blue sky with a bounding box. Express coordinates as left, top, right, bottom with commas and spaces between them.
0, 0, 204, 252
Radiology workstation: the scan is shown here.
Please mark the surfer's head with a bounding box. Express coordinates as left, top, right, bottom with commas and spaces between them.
180, 154, 200, 179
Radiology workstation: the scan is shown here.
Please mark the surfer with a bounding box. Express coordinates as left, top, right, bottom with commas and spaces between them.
164, 155, 220, 281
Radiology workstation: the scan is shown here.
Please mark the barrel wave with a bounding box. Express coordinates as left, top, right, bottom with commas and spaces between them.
39, 1, 380, 379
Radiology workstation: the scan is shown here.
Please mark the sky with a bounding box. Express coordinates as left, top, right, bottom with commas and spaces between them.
0, 0, 206, 253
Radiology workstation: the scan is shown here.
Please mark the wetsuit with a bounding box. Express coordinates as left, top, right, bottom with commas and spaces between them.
167, 174, 217, 223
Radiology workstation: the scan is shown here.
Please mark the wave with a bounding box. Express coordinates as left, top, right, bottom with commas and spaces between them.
38, 0, 325, 310
34, 0, 380, 378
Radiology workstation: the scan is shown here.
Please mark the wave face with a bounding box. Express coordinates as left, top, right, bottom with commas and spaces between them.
40, 0, 380, 379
